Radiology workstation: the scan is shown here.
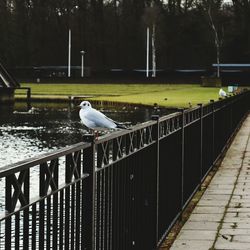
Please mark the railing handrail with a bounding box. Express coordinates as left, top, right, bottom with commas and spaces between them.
1, 90, 249, 178
0, 141, 91, 177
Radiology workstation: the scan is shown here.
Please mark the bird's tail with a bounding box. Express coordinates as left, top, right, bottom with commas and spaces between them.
115, 121, 131, 129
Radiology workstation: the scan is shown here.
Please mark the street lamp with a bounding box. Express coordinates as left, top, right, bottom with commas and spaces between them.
80, 50, 85, 77
146, 27, 149, 78
67, 6, 79, 78
68, 29, 71, 77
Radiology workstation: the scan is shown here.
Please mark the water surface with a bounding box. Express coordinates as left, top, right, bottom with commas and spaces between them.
0, 101, 174, 214
0, 102, 170, 167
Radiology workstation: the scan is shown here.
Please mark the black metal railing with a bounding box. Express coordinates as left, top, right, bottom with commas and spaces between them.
0, 91, 249, 249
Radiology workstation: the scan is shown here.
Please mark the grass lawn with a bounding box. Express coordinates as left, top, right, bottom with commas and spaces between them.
16, 83, 226, 108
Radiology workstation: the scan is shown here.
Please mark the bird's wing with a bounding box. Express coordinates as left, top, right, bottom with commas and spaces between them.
83, 108, 117, 129
96, 110, 130, 128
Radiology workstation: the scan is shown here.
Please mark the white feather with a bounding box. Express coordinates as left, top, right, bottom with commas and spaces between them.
219, 88, 227, 97
79, 101, 117, 130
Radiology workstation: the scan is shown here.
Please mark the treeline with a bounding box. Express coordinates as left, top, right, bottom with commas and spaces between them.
0, 0, 249, 71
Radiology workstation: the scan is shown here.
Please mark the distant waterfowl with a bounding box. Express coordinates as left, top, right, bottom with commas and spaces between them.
219, 88, 227, 98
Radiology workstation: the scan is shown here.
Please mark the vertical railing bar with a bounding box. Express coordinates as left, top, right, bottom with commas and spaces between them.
39, 200, 45, 250
75, 149, 81, 250
102, 169, 106, 250
97, 144, 103, 169
70, 184, 75, 250
64, 185, 70, 249
229, 98, 233, 134
23, 206, 30, 250
131, 155, 136, 249
52, 160, 59, 250
31, 204, 37, 250
110, 165, 113, 250
181, 109, 185, 214
95, 171, 101, 249
120, 160, 125, 250
15, 212, 20, 250
118, 143, 124, 249
0, 220, 2, 249
81, 176, 85, 250
210, 100, 215, 163
97, 172, 101, 249
105, 142, 110, 165
123, 158, 128, 249
39, 164, 45, 250
75, 181, 81, 250
151, 115, 160, 245
75, 150, 81, 250
59, 189, 64, 249
82, 135, 96, 250
23, 168, 30, 250
198, 104, 203, 188
5, 175, 12, 250
117, 163, 121, 250
74, 151, 80, 250
46, 196, 51, 249
106, 167, 110, 250
65, 154, 72, 249
112, 165, 116, 250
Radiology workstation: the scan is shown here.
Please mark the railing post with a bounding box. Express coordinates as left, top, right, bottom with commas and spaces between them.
229, 97, 233, 135
5, 176, 12, 250
180, 109, 185, 217
82, 134, 96, 250
210, 100, 215, 163
151, 115, 160, 247
198, 104, 203, 189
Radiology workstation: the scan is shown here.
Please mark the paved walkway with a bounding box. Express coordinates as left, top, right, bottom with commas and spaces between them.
170, 114, 250, 250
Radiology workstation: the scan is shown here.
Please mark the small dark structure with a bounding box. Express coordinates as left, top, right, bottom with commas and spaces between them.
0, 60, 20, 103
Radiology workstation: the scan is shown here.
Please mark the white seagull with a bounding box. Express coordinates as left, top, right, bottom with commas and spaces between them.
79, 101, 127, 132
219, 88, 227, 98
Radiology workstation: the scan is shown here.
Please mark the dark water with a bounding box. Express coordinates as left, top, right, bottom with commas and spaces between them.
0, 102, 171, 168
0, 101, 173, 223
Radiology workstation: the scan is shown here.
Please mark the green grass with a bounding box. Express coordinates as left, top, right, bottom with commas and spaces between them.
17, 83, 226, 108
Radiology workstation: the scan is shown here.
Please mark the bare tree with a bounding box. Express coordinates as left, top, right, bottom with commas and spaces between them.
207, 5, 223, 78
143, 2, 160, 77
151, 22, 156, 77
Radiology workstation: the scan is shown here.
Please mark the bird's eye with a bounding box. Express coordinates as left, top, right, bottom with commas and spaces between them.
83, 103, 86, 106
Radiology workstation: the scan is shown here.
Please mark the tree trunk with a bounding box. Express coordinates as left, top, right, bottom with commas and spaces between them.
216, 44, 220, 78
152, 23, 156, 77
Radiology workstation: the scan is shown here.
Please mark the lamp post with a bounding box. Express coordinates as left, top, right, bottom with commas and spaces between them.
68, 29, 71, 77
67, 6, 79, 78
80, 50, 85, 77
146, 27, 149, 78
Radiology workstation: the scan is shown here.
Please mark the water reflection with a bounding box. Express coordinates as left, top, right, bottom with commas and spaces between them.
0, 101, 175, 214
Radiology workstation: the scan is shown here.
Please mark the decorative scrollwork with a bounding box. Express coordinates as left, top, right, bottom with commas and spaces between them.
40, 159, 58, 196
66, 151, 81, 183
96, 125, 155, 168
6, 169, 29, 212
184, 108, 200, 126
97, 141, 110, 168
203, 104, 213, 117
159, 114, 182, 138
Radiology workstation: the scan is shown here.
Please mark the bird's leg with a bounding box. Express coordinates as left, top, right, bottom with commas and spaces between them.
93, 130, 99, 140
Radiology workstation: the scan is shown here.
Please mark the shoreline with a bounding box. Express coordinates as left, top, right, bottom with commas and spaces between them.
14, 95, 180, 111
